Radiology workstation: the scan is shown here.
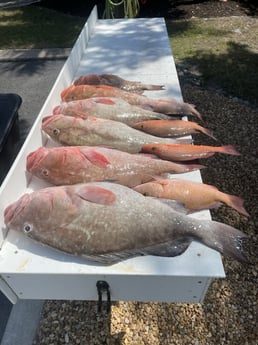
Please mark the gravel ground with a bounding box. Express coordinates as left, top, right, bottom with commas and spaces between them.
32, 65, 258, 345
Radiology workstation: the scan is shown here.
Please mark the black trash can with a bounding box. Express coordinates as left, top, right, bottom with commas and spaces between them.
0, 93, 22, 151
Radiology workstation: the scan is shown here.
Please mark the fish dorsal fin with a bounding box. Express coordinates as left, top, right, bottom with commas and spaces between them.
81, 148, 110, 168
77, 185, 116, 205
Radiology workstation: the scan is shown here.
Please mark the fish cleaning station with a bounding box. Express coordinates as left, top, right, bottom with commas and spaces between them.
0, 6, 225, 307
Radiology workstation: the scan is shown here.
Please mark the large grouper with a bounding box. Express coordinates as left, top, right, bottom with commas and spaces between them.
4, 182, 247, 265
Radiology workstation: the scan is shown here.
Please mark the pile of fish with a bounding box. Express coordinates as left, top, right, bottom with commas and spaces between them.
4, 73, 249, 265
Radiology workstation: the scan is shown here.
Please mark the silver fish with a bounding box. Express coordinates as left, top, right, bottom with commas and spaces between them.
42, 115, 190, 153
4, 182, 247, 265
53, 97, 171, 126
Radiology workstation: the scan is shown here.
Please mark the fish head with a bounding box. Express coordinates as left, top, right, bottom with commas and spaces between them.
4, 187, 76, 245
27, 146, 77, 185
4, 190, 56, 236
42, 114, 71, 134
61, 84, 76, 101
53, 102, 91, 118
61, 85, 91, 102
42, 115, 85, 144
4, 183, 117, 256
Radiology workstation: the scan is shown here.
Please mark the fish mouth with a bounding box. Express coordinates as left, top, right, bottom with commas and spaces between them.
41, 115, 58, 130
4, 194, 30, 227
53, 105, 61, 114
61, 85, 75, 101
26, 147, 48, 172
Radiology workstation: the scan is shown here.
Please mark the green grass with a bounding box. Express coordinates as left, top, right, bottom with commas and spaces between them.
0, 6, 85, 48
166, 17, 258, 106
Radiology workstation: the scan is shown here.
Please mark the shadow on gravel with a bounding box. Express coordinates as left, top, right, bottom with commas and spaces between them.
182, 41, 258, 106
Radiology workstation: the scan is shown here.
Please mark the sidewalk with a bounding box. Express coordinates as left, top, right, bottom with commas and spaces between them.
0, 300, 44, 345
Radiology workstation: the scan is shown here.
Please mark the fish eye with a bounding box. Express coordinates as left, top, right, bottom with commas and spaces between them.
23, 224, 33, 233
42, 169, 49, 177
53, 128, 60, 136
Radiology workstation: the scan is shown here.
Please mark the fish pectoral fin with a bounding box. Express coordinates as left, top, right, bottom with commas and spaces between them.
94, 97, 116, 105
76, 185, 116, 205
80, 148, 111, 168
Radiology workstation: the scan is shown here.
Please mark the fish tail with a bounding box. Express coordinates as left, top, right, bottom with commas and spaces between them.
224, 194, 250, 217
182, 103, 203, 120
145, 84, 165, 91
196, 220, 248, 263
218, 145, 241, 155
197, 126, 217, 140
152, 100, 202, 120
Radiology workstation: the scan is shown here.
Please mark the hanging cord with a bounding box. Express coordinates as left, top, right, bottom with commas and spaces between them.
103, 0, 140, 19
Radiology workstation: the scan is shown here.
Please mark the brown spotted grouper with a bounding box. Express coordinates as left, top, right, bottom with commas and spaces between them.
4, 182, 247, 265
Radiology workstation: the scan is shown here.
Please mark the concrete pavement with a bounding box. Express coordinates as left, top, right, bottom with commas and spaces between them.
0, 48, 71, 62
0, 48, 70, 345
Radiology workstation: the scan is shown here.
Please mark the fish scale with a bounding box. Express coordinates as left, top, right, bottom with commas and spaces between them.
41, 114, 191, 153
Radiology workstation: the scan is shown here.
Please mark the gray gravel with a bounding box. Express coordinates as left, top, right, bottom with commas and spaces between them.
32, 78, 258, 345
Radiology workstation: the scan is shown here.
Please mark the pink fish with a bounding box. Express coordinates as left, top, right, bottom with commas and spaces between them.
141, 143, 240, 161
4, 181, 248, 264
41, 114, 190, 153
60, 84, 202, 119
53, 97, 170, 126
73, 74, 164, 92
26, 146, 204, 187
134, 178, 249, 216
133, 119, 216, 139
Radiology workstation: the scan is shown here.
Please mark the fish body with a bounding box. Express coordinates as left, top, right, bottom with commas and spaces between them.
73, 74, 164, 92
53, 97, 171, 126
26, 146, 204, 187
61, 84, 201, 119
42, 114, 189, 153
4, 182, 247, 264
134, 178, 249, 216
141, 143, 240, 161
133, 119, 216, 139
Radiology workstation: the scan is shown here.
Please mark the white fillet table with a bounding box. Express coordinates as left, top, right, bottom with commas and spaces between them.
0, 6, 225, 304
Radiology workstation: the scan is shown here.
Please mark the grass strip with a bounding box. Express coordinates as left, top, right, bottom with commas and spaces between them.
0, 6, 85, 48
167, 17, 258, 106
